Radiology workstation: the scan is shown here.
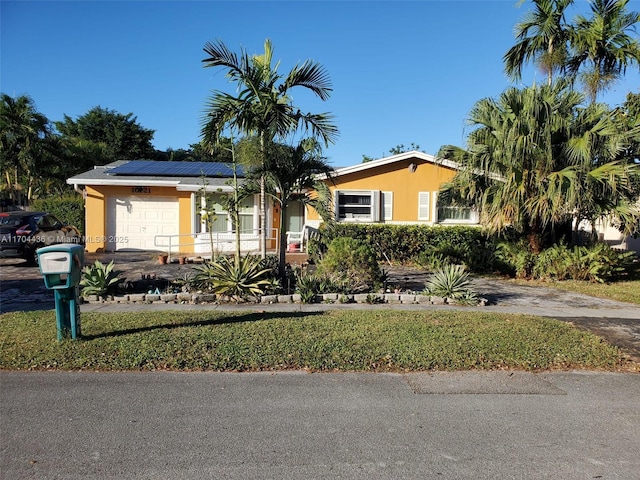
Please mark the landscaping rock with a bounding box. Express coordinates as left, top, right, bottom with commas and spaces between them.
384, 293, 401, 303
176, 293, 192, 303
352, 294, 370, 303
430, 296, 445, 305
193, 293, 216, 304
160, 294, 177, 303
129, 294, 146, 303
261, 295, 278, 304
400, 294, 416, 304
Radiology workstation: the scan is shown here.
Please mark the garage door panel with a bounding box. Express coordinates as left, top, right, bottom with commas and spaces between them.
107, 196, 179, 252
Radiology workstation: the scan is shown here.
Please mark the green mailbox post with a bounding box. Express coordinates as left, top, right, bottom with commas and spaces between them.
37, 244, 84, 340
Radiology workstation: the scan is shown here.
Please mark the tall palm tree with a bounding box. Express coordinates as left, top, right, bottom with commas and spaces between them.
568, 0, 640, 102
437, 81, 637, 252
504, 0, 574, 85
0, 94, 51, 204
200, 39, 339, 258
250, 138, 334, 280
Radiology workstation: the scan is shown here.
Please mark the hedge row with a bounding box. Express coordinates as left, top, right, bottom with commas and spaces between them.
31, 195, 85, 235
313, 223, 495, 266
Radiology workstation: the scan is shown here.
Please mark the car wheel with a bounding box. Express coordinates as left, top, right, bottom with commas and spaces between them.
25, 243, 43, 267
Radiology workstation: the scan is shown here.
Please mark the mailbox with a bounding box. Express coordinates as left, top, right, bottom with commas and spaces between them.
37, 244, 85, 340
38, 244, 84, 289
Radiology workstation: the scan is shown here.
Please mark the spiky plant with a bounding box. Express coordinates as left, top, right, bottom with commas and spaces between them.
193, 255, 271, 300
80, 260, 122, 297
424, 264, 477, 304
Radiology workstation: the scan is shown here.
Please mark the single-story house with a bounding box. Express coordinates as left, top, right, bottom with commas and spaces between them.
307, 150, 477, 227
66, 151, 477, 254
67, 150, 638, 255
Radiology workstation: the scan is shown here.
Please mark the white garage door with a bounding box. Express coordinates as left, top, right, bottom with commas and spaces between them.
106, 196, 179, 251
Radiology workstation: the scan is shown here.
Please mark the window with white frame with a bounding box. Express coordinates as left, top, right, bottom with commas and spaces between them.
335, 190, 390, 222
235, 196, 255, 233
195, 193, 256, 233
437, 206, 476, 222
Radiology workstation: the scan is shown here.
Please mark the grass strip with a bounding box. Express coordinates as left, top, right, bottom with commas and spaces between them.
0, 310, 634, 372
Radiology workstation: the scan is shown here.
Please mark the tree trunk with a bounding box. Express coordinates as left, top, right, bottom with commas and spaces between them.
259, 135, 267, 259
278, 200, 287, 283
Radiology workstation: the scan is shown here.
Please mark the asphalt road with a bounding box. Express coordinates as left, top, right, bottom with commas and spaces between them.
2, 371, 639, 479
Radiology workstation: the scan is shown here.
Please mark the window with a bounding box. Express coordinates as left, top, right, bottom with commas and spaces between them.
335, 190, 381, 222
195, 193, 255, 233
235, 196, 255, 233
437, 206, 477, 223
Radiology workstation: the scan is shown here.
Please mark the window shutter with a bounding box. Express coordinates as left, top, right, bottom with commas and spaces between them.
382, 191, 393, 221
333, 190, 340, 221
418, 192, 430, 221
371, 190, 380, 222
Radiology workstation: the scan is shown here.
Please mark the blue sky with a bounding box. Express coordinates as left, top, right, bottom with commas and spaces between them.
2, 0, 639, 166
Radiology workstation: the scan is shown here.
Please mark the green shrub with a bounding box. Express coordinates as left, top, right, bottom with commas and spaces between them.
495, 241, 536, 278
80, 260, 122, 297
316, 237, 381, 292
500, 241, 636, 282
295, 271, 350, 303
424, 264, 478, 304
310, 223, 497, 272
31, 194, 84, 235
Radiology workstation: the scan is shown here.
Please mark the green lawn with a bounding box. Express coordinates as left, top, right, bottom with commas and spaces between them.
1, 310, 635, 372
512, 278, 640, 305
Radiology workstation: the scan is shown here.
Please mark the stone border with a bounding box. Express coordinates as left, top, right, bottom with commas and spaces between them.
82, 292, 487, 306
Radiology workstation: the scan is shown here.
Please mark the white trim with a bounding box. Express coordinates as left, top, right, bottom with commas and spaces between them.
319, 151, 460, 180
68, 179, 181, 187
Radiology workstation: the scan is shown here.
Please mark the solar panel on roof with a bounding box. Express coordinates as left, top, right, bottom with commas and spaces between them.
108, 161, 245, 177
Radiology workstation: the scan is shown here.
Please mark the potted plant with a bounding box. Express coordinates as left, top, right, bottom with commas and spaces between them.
157, 252, 169, 265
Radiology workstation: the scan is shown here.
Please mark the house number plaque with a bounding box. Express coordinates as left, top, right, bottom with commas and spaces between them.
132, 187, 151, 194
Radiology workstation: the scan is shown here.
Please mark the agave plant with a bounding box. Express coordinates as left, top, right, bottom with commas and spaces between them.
424, 264, 477, 304
80, 260, 122, 297
193, 255, 272, 300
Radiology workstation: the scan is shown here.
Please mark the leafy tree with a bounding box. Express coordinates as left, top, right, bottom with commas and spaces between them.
438, 81, 638, 252
569, 0, 640, 102
55, 106, 156, 162
0, 93, 54, 203
200, 38, 339, 259
504, 0, 573, 85
388, 143, 422, 155
362, 143, 423, 162
250, 138, 334, 280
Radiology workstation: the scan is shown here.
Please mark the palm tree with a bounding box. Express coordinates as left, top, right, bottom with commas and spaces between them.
200, 39, 339, 259
437, 81, 637, 252
568, 0, 640, 102
250, 138, 334, 281
0, 94, 51, 204
504, 0, 574, 85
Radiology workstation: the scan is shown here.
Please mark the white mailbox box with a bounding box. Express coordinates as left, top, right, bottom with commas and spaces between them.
39, 251, 73, 274
37, 243, 84, 289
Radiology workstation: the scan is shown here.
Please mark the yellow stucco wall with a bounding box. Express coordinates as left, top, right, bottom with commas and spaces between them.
307, 158, 457, 223
83, 185, 194, 253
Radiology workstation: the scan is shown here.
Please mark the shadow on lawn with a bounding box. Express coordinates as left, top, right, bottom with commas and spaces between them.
82, 310, 325, 340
